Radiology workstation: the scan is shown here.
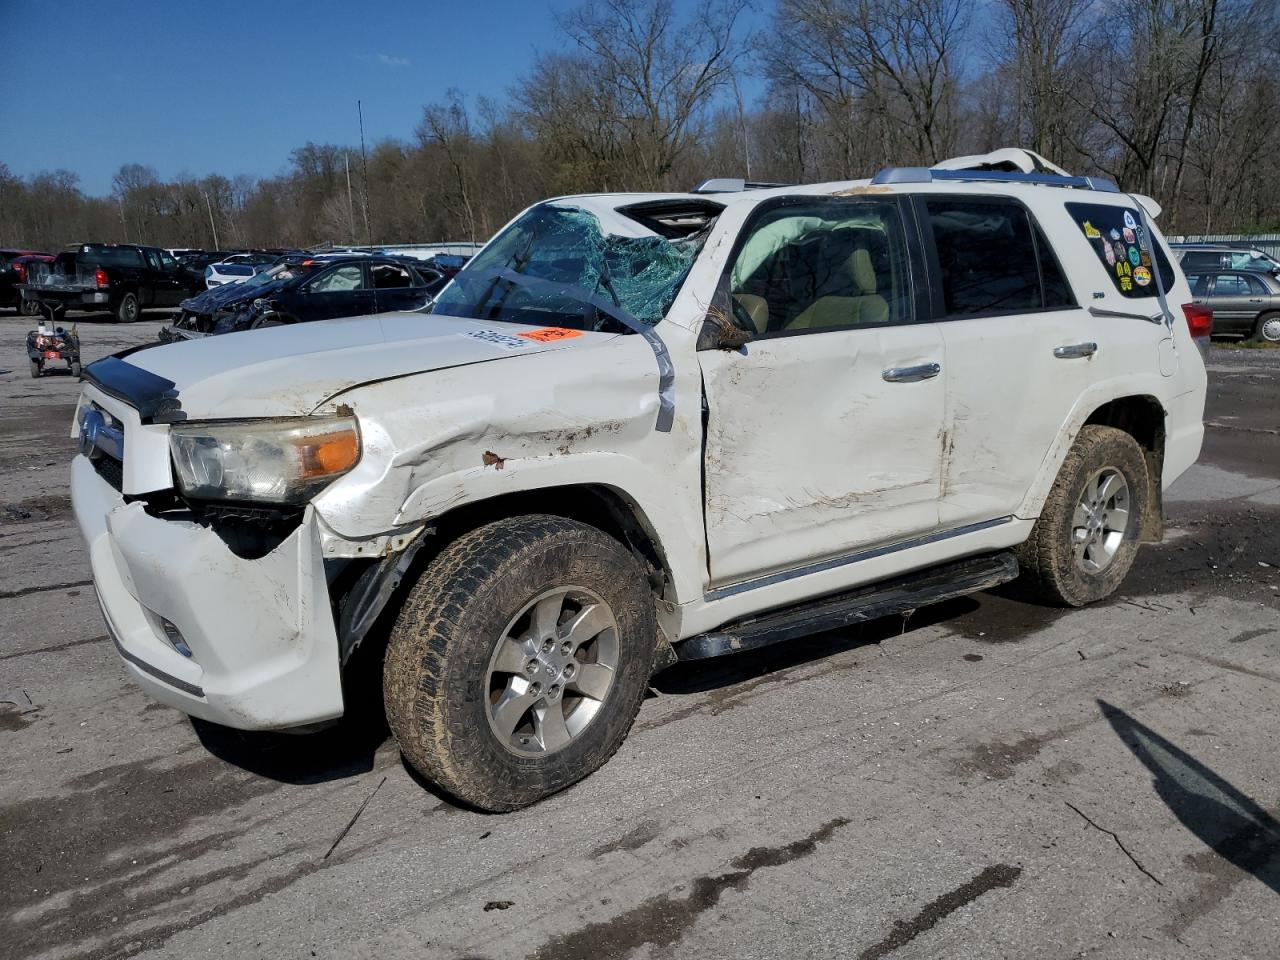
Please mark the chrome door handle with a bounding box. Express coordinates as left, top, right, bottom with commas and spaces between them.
1054, 342, 1098, 359
882, 362, 941, 382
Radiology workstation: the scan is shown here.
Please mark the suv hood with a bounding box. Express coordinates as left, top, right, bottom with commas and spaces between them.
114, 312, 605, 419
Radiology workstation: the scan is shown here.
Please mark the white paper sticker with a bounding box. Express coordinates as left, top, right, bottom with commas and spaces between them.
463, 328, 533, 351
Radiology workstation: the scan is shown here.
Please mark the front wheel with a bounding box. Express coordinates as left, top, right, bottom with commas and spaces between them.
70, 360, 82, 378
383, 515, 657, 811
1015, 425, 1149, 607
1254, 311, 1280, 345
29, 359, 41, 378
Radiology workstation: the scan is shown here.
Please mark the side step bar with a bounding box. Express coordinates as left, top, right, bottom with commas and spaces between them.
678, 552, 1019, 661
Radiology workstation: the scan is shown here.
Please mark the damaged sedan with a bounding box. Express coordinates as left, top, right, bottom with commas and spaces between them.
72, 149, 1206, 811
160, 254, 448, 340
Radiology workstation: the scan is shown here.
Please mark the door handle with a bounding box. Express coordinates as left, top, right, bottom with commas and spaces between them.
1054, 342, 1098, 359
882, 362, 941, 382
1249, 298, 1265, 303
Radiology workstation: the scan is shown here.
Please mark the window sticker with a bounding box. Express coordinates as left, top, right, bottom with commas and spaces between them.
1134, 266, 1152, 286
1122, 227, 1135, 243
463, 328, 536, 350
1123, 210, 1137, 229
1083, 221, 1101, 239
1104, 243, 1116, 266
1127, 246, 1141, 267
1068, 201, 1173, 299
518, 327, 584, 342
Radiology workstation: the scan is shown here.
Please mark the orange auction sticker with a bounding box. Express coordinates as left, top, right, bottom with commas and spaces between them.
518, 327, 583, 342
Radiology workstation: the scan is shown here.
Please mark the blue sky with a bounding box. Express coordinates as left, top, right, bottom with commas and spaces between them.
0, 0, 766, 196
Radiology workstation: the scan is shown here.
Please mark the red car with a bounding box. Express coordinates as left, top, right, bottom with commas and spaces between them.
1, 250, 53, 315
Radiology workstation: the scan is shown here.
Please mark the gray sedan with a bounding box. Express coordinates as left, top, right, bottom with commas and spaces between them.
1183, 268, 1280, 343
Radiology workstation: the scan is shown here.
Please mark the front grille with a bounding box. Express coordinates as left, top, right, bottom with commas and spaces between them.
92, 455, 124, 492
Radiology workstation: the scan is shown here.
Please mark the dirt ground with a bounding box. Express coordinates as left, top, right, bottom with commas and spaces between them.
1, 311, 1278, 960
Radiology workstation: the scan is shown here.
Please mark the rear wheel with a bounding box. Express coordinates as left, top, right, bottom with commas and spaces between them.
19, 297, 40, 317
29, 359, 41, 379
116, 292, 140, 323
1015, 425, 1149, 607
383, 515, 657, 811
70, 360, 82, 378
1254, 311, 1280, 344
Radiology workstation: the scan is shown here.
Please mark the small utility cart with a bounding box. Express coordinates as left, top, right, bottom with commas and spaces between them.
26, 323, 81, 378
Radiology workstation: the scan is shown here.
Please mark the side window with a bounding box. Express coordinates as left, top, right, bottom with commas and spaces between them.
1034, 223, 1075, 308
158, 250, 177, 270
924, 199, 1043, 315
1185, 274, 1210, 297
1215, 274, 1250, 296
371, 263, 412, 289
308, 264, 364, 293
727, 198, 913, 335
1066, 202, 1175, 298
1245, 274, 1270, 295
144, 249, 163, 270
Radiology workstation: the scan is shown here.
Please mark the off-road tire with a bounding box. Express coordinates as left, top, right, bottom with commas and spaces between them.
70, 360, 82, 378
383, 515, 657, 811
19, 297, 40, 317
1015, 425, 1149, 607
1253, 311, 1280, 345
29, 359, 41, 379
116, 292, 140, 323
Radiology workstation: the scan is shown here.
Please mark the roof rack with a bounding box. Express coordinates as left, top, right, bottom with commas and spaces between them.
690, 178, 795, 194
869, 167, 1120, 193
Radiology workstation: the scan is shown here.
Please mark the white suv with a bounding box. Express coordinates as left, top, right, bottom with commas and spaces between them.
71, 149, 1207, 810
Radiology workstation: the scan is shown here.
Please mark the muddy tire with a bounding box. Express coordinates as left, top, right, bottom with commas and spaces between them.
383, 515, 657, 811
70, 360, 82, 378
1015, 425, 1149, 607
29, 359, 41, 378
116, 292, 140, 323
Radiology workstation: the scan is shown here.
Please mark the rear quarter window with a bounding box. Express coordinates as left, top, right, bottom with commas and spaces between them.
1066, 202, 1174, 298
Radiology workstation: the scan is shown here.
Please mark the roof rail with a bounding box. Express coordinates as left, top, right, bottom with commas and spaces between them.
869, 167, 1120, 193
690, 178, 795, 194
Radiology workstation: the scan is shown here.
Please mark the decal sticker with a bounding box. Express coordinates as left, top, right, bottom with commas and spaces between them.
1083, 221, 1101, 239
1115, 260, 1132, 278
518, 327, 584, 342
463, 328, 536, 350
1128, 246, 1141, 266
1123, 210, 1137, 229
1110, 228, 1121, 240
1122, 227, 1135, 243
1113, 241, 1126, 261
1133, 266, 1152, 286
1104, 242, 1116, 266
1120, 276, 1133, 292
1140, 251, 1152, 267
1136, 226, 1147, 247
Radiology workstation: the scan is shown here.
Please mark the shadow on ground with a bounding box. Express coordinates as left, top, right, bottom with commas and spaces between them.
1101, 699, 1280, 894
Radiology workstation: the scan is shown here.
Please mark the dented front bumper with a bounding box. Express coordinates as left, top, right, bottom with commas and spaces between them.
71, 454, 345, 729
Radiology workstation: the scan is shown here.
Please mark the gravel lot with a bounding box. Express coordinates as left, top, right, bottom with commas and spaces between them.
1, 312, 1278, 960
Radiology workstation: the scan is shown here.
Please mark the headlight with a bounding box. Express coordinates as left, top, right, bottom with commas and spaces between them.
169, 415, 360, 504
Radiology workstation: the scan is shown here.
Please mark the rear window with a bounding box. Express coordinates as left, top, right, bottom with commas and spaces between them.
1066, 202, 1175, 298
78, 245, 144, 268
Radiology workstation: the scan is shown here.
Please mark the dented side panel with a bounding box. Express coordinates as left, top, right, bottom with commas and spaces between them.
698, 324, 946, 586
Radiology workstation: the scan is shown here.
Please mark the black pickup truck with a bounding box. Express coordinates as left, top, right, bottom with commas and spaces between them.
18, 243, 202, 323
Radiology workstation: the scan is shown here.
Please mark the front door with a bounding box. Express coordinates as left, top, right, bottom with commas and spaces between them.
699, 195, 945, 586
302, 263, 375, 320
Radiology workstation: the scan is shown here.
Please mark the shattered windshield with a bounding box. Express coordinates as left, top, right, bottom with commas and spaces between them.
431, 204, 702, 332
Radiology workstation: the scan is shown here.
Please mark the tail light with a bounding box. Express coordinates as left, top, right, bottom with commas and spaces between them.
94, 267, 109, 288
1182, 302, 1213, 341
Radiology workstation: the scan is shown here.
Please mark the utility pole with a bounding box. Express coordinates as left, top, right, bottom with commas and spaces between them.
357, 100, 373, 251
344, 151, 356, 244
117, 196, 129, 242
203, 191, 220, 249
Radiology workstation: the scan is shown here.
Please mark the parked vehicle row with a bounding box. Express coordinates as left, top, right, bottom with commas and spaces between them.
1, 249, 55, 315
71, 148, 1208, 811
18, 243, 202, 323
1184, 268, 1280, 342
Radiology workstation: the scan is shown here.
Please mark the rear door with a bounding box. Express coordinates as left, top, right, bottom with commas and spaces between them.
931, 197, 1179, 527
369, 261, 432, 313
297, 263, 375, 321
698, 195, 946, 586
1208, 273, 1266, 335
144, 248, 186, 306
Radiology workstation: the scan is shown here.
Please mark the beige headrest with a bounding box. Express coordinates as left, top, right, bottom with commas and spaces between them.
849, 249, 876, 294
733, 294, 769, 334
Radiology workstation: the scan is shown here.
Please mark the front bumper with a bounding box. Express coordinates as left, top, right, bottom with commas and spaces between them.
71, 454, 345, 729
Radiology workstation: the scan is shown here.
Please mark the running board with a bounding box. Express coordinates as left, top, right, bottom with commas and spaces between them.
678, 552, 1019, 661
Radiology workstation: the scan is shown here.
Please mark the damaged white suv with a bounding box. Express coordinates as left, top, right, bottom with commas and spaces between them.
72, 149, 1207, 810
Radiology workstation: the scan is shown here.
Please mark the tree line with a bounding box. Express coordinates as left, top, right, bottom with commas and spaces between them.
2, 0, 1276, 252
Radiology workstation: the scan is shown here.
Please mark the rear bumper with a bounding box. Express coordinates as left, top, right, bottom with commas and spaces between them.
71, 454, 345, 729
25, 288, 110, 309
1163, 387, 1206, 489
